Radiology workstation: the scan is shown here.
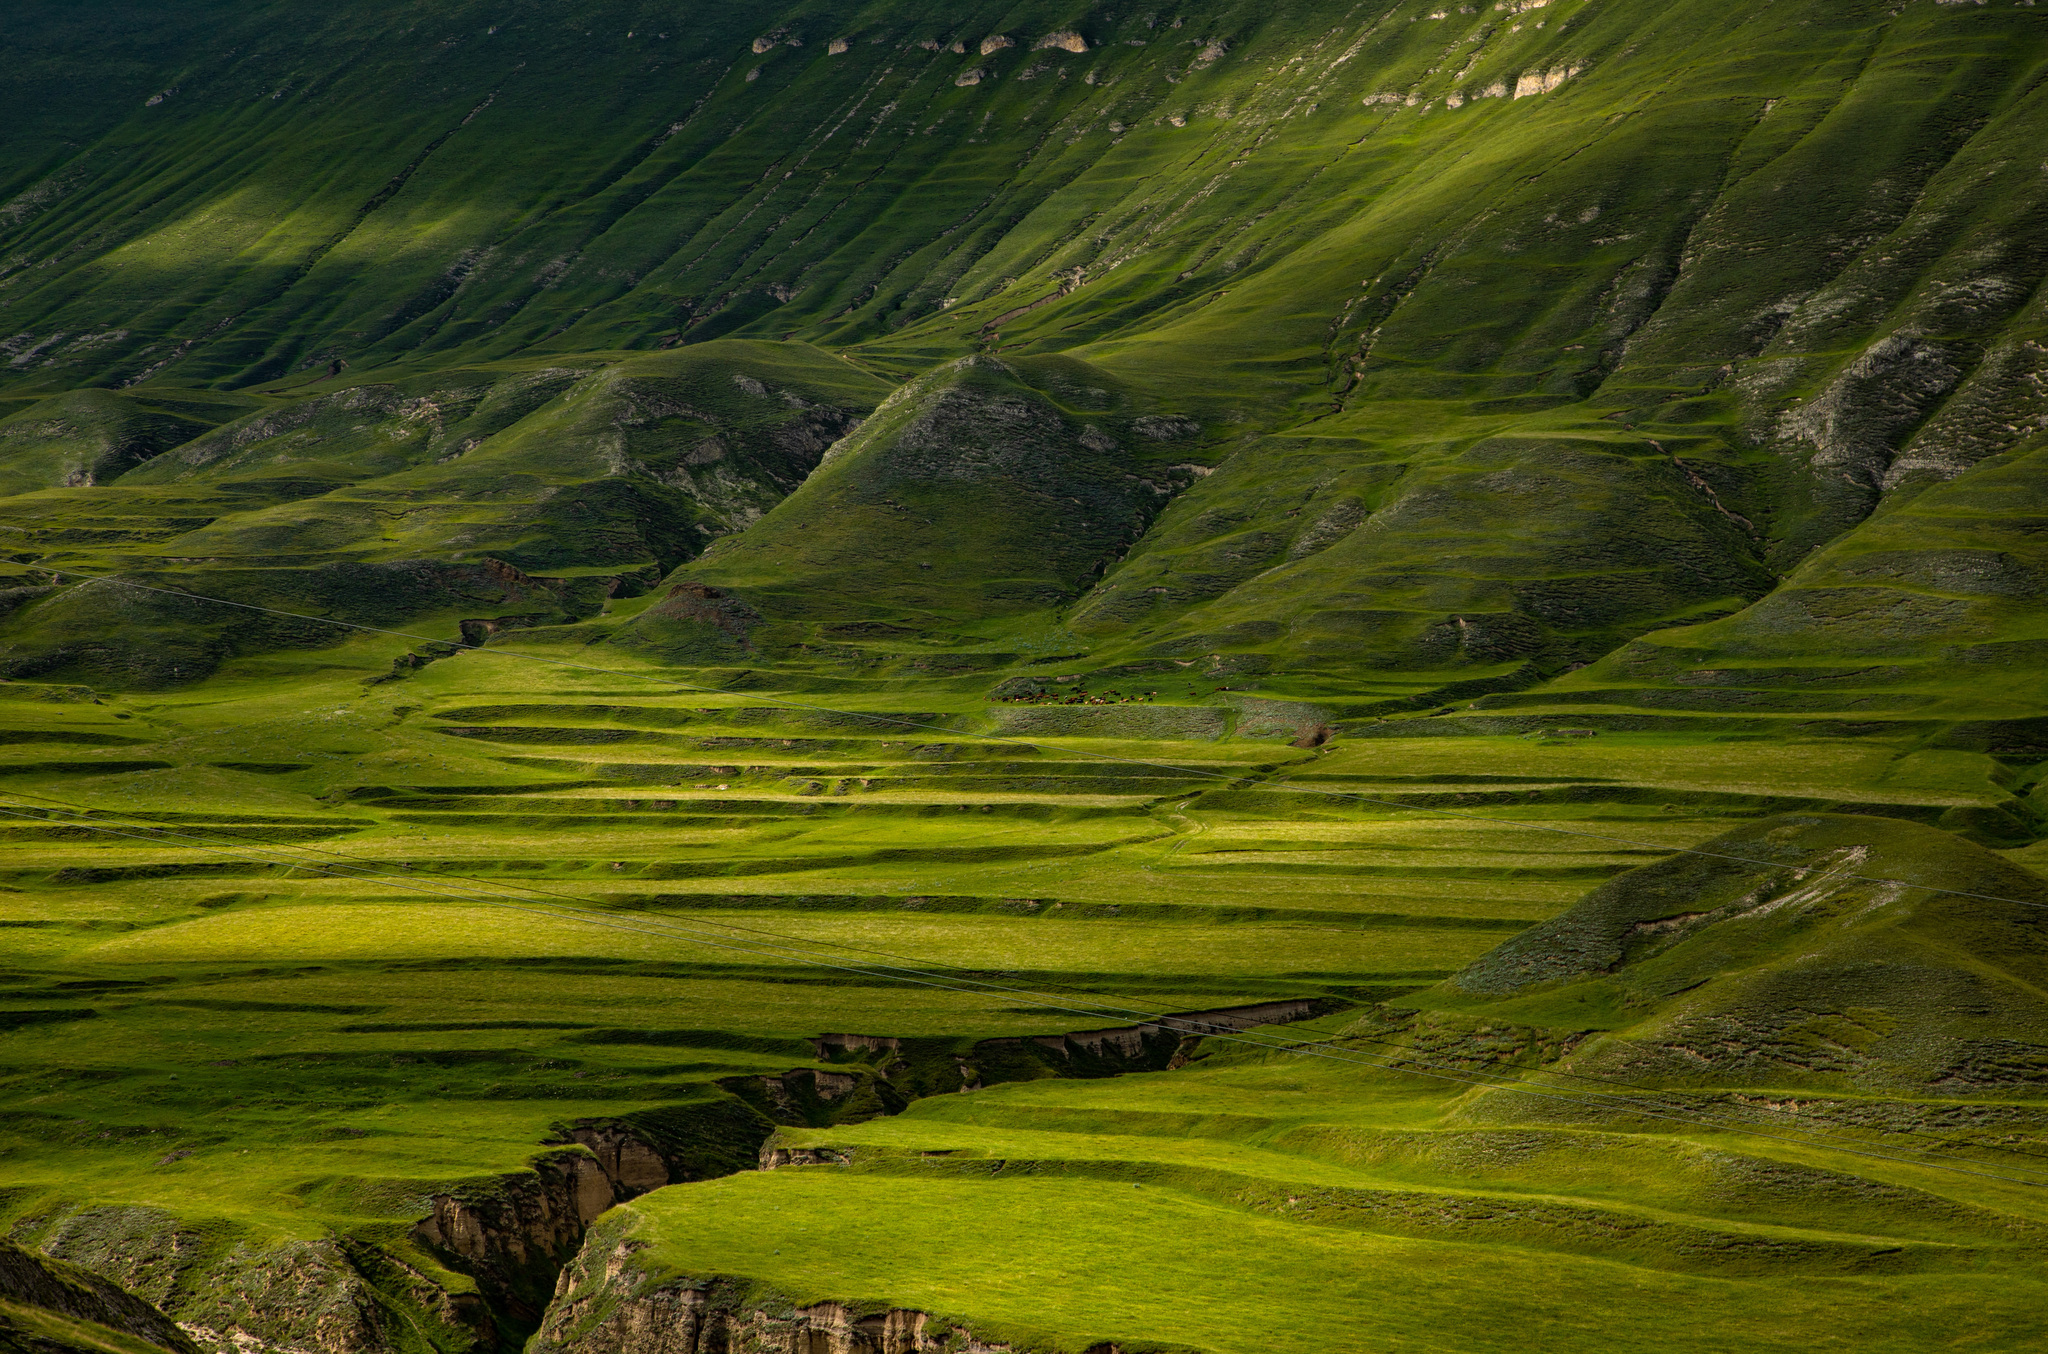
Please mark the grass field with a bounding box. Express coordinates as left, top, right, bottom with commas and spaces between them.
6, 628, 2048, 1352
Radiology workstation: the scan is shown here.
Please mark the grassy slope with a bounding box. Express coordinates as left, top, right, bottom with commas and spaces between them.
6, 638, 2048, 1351
1, 0, 2043, 694
613, 819, 2048, 1353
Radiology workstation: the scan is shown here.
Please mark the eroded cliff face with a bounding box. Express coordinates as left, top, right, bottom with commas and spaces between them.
736, 999, 1335, 1116
411, 1115, 735, 1341
526, 1005, 1326, 1354
20, 1003, 1314, 1354
562, 1126, 675, 1199
413, 1150, 624, 1333
9, 1117, 701, 1354
21, 1205, 485, 1354
531, 1232, 1054, 1354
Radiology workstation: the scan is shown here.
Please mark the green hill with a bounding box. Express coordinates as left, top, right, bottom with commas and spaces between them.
565, 815, 2048, 1354
3, 0, 2044, 691
1428, 813, 2048, 1093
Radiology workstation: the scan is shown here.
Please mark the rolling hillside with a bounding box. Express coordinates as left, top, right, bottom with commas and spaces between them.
3, 1, 2047, 1352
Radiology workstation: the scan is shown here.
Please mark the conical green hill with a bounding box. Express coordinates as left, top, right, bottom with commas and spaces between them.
621, 354, 1210, 642
1428, 813, 2048, 1095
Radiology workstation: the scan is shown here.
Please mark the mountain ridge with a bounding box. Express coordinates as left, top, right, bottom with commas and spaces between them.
4, 0, 2044, 703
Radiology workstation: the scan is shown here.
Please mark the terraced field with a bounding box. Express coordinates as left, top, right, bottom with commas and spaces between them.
6, 625, 2048, 1351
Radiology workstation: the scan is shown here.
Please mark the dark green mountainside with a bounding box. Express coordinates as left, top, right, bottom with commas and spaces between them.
0, 0, 2043, 710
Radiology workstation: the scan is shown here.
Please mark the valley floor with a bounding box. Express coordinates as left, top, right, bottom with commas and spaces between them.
6, 636, 2048, 1354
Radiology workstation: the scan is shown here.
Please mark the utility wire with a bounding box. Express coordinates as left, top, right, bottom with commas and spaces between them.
9, 797, 2047, 1188
23, 564, 2048, 915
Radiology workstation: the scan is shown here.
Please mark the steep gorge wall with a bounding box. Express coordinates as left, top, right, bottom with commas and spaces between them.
9, 1108, 762, 1354
525, 1005, 1322, 1354
531, 1231, 1112, 1354
411, 1148, 626, 1336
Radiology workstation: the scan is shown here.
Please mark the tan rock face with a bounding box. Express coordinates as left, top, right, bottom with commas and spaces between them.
411, 1137, 672, 1330
1512, 65, 1580, 97
759, 1145, 853, 1169
533, 1240, 1024, 1354
978, 34, 1013, 55
552, 1125, 677, 1205
810, 1032, 902, 1059
1034, 31, 1087, 52
750, 37, 773, 54
753, 1067, 864, 1117
828, 38, 849, 54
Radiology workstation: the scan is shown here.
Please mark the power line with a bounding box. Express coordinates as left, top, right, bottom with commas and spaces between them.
24, 564, 2048, 916
9, 796, 2046, 1189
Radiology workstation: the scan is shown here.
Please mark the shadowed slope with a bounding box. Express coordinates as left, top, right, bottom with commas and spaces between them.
1532, 440, 2048, 752
0, 390, 258, 495
2, 0, 2046, 692
1429, 813, 2048, 1095
0, 1243, 197, 1354
1067, 426, 1774, 684
616, 354, 1210, 656
0, 341, 891, 685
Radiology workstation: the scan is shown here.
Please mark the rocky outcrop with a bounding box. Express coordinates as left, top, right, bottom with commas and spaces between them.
1062, 999, 1322, 1047
530, 1236, 1070, 1354
409, 1107, 769, 1340
720, 1068, 903, 1127
557, 1123, 675, 1198
757, 1146, 852, 1170
1022, 998, 1326, 1070
543, 1291, 1004, 1354
412, 1148, 638, 1330
778, 1002, 1333, 1107
24, 1210, 473, 1354
808, 1034, 901, 1061
0, 1241, 197, 1354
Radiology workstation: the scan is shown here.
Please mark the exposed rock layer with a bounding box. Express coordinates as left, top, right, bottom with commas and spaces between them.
0, 1241, 198, 1354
